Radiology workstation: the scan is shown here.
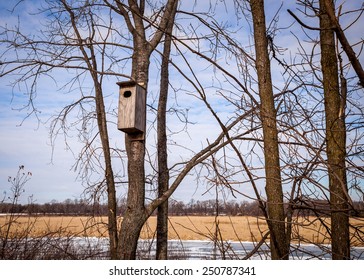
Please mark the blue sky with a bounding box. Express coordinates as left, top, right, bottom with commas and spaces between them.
1, 0, 363, 205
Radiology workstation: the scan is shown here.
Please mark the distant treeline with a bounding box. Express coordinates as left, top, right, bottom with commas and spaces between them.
1, 198, 363, 217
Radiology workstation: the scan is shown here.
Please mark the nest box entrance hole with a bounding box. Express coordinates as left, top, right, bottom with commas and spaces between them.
123, 90, 132, 98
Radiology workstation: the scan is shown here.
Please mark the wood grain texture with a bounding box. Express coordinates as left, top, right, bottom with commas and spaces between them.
117, 82, 146, 134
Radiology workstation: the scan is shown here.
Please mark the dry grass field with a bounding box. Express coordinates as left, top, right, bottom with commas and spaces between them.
1, 215, 363, 246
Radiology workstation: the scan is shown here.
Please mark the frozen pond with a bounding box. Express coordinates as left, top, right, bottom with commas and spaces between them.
72, 237, 364, 260
137, 239, 364, 260
3, 237, 363, 259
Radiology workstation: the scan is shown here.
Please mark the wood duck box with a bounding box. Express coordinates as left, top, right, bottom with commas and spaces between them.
117, 81, 146, 135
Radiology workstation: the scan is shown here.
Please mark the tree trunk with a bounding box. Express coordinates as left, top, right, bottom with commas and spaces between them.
319, 0, 350, 260
113, 0, 178, 259
322, 0, 364, 88
63, 1, 119, 258
249, 0, 289, 260
156, 28, 172, 261
156, 1, 177, 260
95, 83, 118, 260
117, 40, 149, 259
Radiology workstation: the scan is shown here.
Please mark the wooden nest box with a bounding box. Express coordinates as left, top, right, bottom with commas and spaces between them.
117, 81, 146, 138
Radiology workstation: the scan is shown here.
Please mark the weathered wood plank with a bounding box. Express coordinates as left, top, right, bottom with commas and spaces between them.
117, 81, 146, 136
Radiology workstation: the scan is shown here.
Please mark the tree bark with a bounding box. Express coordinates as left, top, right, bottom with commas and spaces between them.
319, 0, 350, 260
117, 40, 149, 259
156, 2, 177, 259
95, 82, 118, 260
114, 0, 179, 259
249, 0, 289, 260
322, 0, 364, 88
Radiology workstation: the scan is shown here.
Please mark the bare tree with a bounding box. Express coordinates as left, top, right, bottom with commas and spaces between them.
1, 0, 363, 260
249, 0, 289, 260
286, 0, 364, 259
61, 0, 119, 259
286, 0, 363, 260
1, 0, 246, 259
319, 0, 350, 260
156, 2, 178, 260
1, 0, 241, 259
103, 0, 179, 259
